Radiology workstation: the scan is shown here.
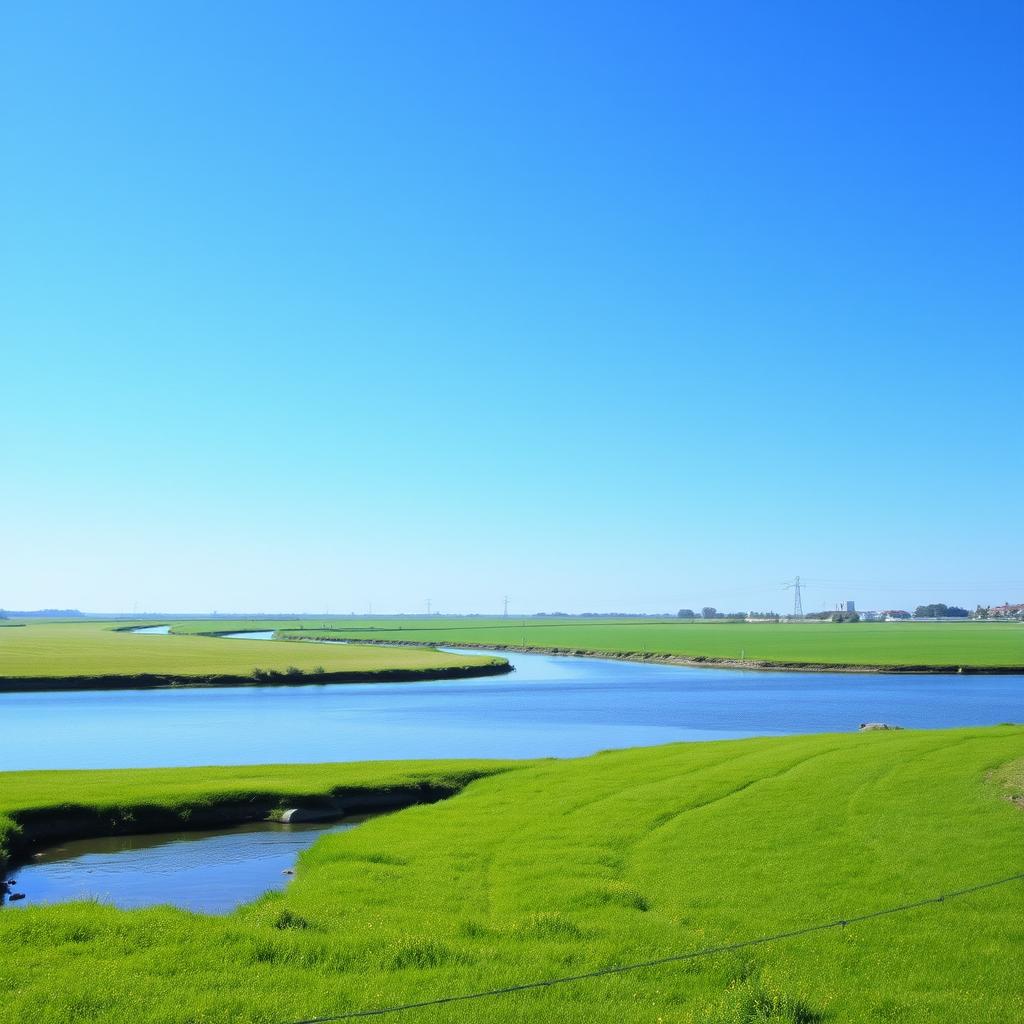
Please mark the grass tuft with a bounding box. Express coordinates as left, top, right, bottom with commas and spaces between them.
273, 909, 310, 931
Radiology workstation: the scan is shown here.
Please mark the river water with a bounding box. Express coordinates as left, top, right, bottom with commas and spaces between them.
1, 645, 1020, 771
4, 637, 1022, 913
3, 818, 368, 913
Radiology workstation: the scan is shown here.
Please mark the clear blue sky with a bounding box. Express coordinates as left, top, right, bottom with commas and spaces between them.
2, 2, 1022, 615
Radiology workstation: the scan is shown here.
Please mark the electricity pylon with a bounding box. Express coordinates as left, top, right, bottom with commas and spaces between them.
783, 576, 804, 618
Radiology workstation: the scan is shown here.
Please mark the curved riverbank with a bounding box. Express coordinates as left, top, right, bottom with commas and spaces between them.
5, 646, 1023, 771
0, 621, 512, 693
0, 762, 512, 873
0, 659, 512, 693
279, 632, 1024, 675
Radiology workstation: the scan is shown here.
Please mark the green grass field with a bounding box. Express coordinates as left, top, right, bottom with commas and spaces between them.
0, 760, 511, 867
1, 727, 1022, 1023
0, 621, 506, 690
171, 616, 1024, 670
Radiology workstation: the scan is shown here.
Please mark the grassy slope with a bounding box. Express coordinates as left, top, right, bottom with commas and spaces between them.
1, 728, 1022, 1023
247, 616, 1024, 669
0, 760, 512, 866
0, 621, 505, 686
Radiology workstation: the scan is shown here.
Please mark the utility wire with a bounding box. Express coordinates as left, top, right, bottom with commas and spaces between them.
282, 871, 1024, 1023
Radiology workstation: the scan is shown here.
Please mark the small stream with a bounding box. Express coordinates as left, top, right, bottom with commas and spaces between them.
3, 817, 370, 914
129, 626, 275, 640
11, 621, 370, 913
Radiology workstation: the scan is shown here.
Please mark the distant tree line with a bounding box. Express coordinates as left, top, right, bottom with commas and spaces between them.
535, 612, 681, 618
670, 604, 985, 622
914, 604, 968, 618
0, 608, 83, 617
676, 608, 750, 620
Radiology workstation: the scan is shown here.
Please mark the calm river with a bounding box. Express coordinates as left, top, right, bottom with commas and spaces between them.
1, 647, 1021, 770
4, 818, 368, 913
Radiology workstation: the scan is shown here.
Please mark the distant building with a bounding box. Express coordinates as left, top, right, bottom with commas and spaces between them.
846, 600, 855, 612
989, 603, 1024, 619
882, 610, 912, 620
858, 610, 882, 621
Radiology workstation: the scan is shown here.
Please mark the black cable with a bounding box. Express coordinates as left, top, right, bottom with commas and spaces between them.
282, 871, 1024, 1023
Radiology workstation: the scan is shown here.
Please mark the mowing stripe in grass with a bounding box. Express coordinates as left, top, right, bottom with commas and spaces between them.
287, 871, 1024, 1022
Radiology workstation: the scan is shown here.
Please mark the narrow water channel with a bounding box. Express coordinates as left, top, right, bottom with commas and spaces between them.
3, 817, 370, 914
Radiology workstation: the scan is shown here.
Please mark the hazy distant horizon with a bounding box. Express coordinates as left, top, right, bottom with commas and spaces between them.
7, 585, 1022, 620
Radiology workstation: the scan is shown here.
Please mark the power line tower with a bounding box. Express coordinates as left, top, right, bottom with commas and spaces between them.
783, 576, 804, 618
426, 598, 432, 616
503, 595, 509, 618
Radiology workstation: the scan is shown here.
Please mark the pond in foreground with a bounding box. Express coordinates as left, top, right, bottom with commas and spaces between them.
3, 818, 368, 913
1, 649, 1021, 770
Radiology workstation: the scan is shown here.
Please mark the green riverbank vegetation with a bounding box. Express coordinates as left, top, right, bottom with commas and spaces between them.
171, 616, 1024, 672
1, 727, 1023, 1022
0, 621, 508, 691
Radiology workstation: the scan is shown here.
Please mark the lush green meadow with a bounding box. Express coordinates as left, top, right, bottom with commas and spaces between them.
0, 620, 507, 690
0, 760, 511, 870
173, 616, 1024, 670
1, 727, 1022, 1023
